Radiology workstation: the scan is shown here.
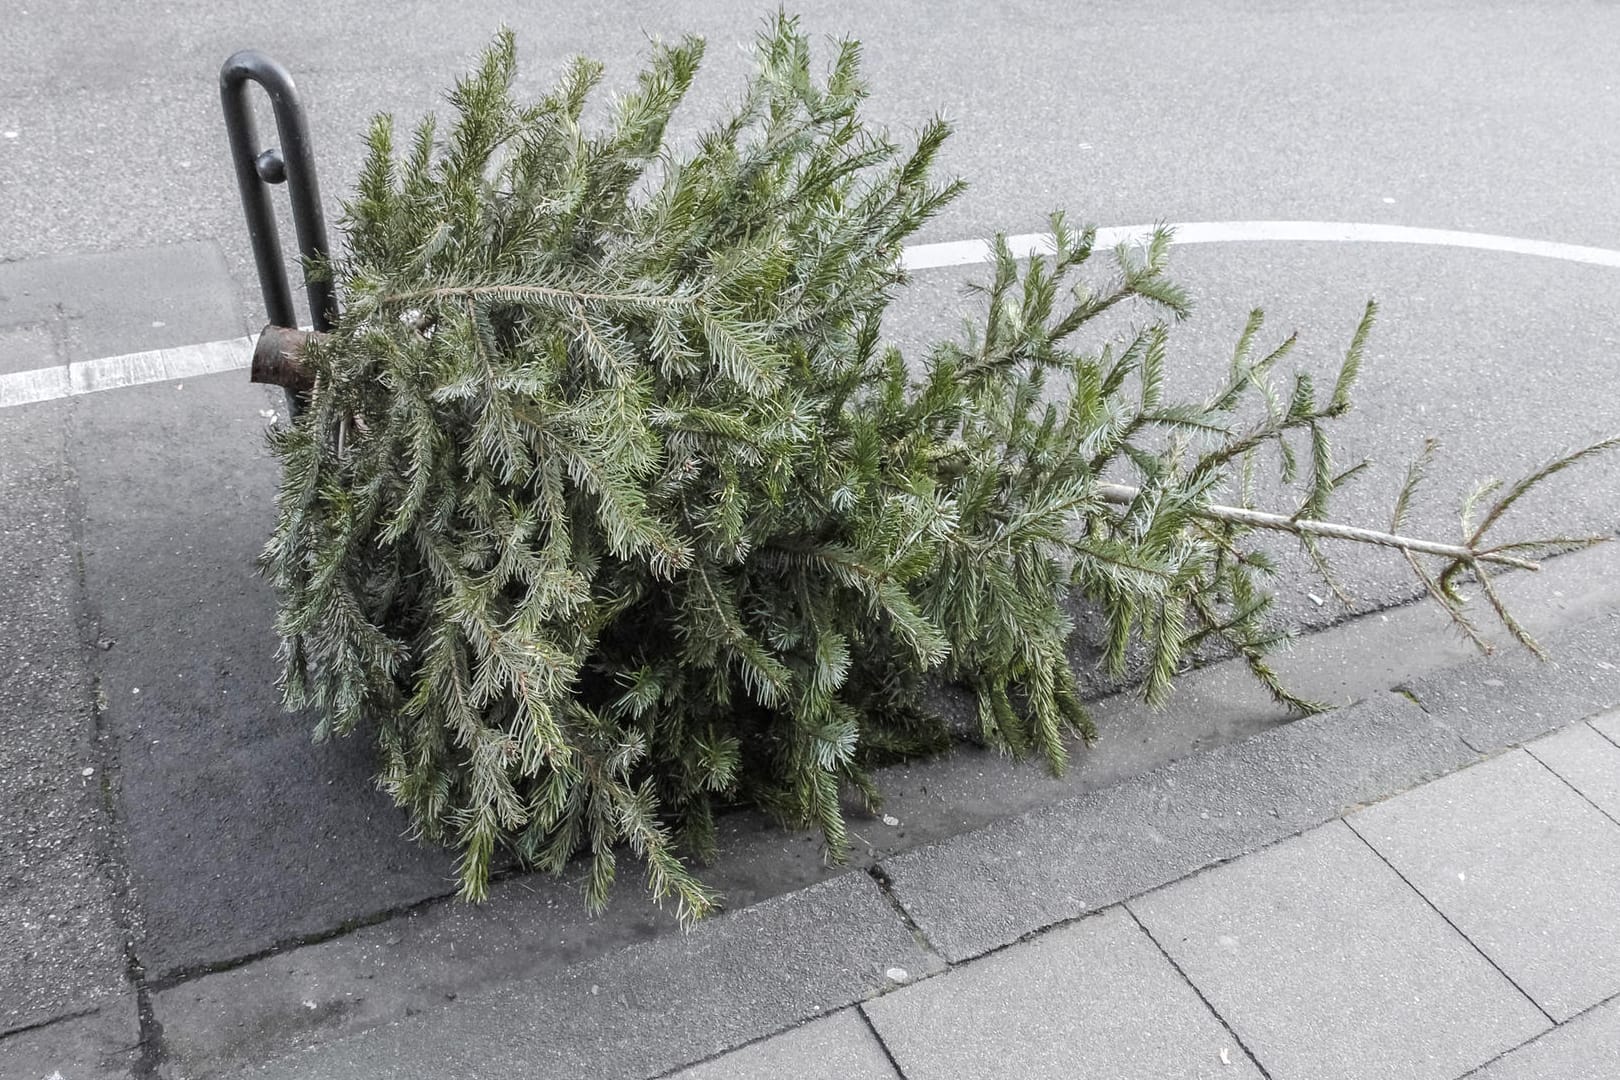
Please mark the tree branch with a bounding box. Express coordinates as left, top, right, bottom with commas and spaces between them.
1094, 482, 1541, 571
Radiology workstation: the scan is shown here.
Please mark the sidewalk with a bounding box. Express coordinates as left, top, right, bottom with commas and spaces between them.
165, 642, 1620, 1080
687, 714, 1620, 1080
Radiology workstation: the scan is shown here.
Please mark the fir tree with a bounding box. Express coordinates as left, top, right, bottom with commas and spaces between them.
261, 17, 1614, 917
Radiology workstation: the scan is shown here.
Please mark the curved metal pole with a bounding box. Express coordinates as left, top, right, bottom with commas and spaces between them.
221, 51, 334, 415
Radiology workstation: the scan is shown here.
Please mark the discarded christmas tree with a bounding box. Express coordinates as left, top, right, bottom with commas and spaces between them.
260, 18, 1615, 918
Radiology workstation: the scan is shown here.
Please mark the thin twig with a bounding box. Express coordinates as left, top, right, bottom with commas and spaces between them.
1094, 482, 1540, 571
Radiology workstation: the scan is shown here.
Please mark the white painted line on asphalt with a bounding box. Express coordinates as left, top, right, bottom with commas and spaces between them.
901, 220, 1620, 271
0, 335, 257, 409
4, 220, 1620, 410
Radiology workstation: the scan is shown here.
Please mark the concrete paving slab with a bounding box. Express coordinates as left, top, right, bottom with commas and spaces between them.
1350, 750, 1620, 1021
1128, 821, 1547, 1080
878, 691, 1477, 962
668, 1010, 897, 1080
152, 813, 849, 1078
222, 873, 941, 1080
0, 400, 129, 1033
0, 1000, 141, 1080
1527, 721, 1620, 821
71, 372, 456, 978
864, 907, 1261, 1080
1398, 613, 1620, 753
1467, 995, 1620, 1080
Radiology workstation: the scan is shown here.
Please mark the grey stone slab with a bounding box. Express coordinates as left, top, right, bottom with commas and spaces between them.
0, 1001, 140, 1080
0, 401, 129, 1032
1398, 613, 1620, 753
151, 864, 659, 1077
670, 1010, 897, 1080
1528, 721, 1620, 821
1467, 996, 1620, 1080
71, 374, 455, 978
878, 692, 1477, 961
1128, 821, 1547, 1080
223, 872, 941, 1080
1350, 750, 1620, 1021
154, 810, 850, 1078
864, 906, 1261, 1080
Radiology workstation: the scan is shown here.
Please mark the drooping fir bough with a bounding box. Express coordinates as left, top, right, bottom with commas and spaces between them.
262, 17, 1615, 918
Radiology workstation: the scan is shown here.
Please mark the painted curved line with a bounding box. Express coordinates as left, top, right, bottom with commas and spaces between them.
6, 220, 1620, 409
901, 220, 1620, 271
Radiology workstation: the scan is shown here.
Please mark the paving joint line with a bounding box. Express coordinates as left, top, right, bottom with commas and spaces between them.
142, 883, 462, 993
864, 864, 942, 964
1454, 985, 1620, 1078
1521, 741, 1620, 831
637, 996, 891, 1080
58, 391, 167, 1077
1340, 814, 1558, 1028
0, 1005, 104, 1044
1586, 715, 1620, 752
1120, 904, 1277, 1080
855, 1003, 911, 1080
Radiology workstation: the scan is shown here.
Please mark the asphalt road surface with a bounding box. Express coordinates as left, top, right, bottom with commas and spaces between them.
4, 0, 1618, 607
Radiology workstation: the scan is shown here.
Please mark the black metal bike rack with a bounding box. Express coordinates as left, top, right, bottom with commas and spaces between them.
220, 50, 333, 415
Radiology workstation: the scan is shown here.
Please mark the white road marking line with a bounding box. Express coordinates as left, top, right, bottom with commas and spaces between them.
0, 335, 257, 409
4, 220, 1620, 410
899, 220, 1620, 271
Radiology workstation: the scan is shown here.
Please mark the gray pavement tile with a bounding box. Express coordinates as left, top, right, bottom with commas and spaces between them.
863, 907, 1261, 1080
0, 1000, 140, 1080
225, 872, 942, 1080
153, 810, 853, 1078
1466, 995, 1620, 1080
668, 1010, 897, 1080
1527, 721, 1620, 821
0, 402, 129, 1032
878, 691, 1476, 961
1398, 614, 1620, 753
72, 374, 456, 977
1350, 750, 1620, 1021
1128, 821, 1547, 1080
